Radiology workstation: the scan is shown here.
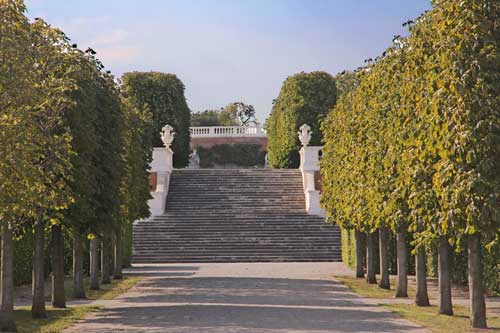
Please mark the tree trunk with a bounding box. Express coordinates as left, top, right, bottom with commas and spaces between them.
89, 237, 100, 290
354, 230, 365, 278
101, 236, 111, 284
32, 223, 46, 319
51, 225, 66, 308
0, 223, 17, 332
378, 226, 390, 289
366, 231, 377, 284
438, 235, 453, 315
395, 230, 408, 298
113, 227, 123, 280
415, 246, 430, 306
467, 233, 487, 328
72, 229, 86, 299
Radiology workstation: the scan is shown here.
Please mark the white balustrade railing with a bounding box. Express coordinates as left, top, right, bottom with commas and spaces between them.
190, 126, 267, 138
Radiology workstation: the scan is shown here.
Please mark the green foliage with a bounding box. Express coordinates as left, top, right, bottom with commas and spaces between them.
321, 0, 500, 295
121, 72, 190, 167
334, 71, 359, 98
0, 0, 153, 289
119, 98, 153, 265
267, 71, 337, 168
191, 109, 225, 126
196, 144, 265, 168
0, 1, 76, 234
223, 102, 257, 126
341, 229, 356, 268
191, 102, 257, 126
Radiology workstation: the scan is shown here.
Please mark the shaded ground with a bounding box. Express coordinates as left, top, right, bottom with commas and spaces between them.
64, 262, 427, 333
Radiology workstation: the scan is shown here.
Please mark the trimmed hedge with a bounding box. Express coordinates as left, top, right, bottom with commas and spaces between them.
122, 72, 191, 167
266, 71, 337, 168
196, 144, 265, 168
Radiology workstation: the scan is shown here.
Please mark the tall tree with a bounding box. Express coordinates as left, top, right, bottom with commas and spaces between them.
268, 71, 337, 168
121, 72, 190, 167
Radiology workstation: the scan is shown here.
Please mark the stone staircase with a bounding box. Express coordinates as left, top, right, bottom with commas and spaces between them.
132, 169, 341, 263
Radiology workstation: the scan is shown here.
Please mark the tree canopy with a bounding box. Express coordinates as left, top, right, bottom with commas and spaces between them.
267, 71, 337, 168
121, 72, 191, 167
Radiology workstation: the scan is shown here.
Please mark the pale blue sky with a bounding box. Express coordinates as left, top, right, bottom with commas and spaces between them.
25, 0, 432, 122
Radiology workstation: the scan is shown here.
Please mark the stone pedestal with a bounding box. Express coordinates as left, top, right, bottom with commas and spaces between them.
147, 124, 175, 216
148, 147, 173, 216
299, 146, 325, 217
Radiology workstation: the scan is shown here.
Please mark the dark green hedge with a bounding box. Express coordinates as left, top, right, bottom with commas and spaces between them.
196, 144, 265, 168
12, 228, 75, 286
122, 72, 191, 167
266, 71, 337, 168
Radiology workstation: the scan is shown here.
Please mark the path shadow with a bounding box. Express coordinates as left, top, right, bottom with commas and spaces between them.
74, 274, 423, 332
126, 276, 368, 308
81, 303, 420, 332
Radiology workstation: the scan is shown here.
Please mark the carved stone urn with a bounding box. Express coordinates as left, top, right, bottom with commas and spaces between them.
298, 124, 312, 147
161, 124, 175, 148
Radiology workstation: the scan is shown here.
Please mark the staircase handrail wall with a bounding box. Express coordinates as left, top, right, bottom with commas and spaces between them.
147, 125, 175, 216
298, 124, 325, 217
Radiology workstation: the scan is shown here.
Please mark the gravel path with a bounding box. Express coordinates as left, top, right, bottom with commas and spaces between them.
64, 262, 427, 333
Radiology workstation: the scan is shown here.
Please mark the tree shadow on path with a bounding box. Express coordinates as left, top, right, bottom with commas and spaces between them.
66, 266, 426, 333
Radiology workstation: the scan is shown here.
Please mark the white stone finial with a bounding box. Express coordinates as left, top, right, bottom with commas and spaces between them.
161, 124, 175, 148
298, 124, 312, 147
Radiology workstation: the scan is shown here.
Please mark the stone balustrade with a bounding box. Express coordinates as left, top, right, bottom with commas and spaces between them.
190, 126, 267, 138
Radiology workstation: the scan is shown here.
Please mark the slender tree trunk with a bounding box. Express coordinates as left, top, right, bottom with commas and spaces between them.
0, 223, 17, 332
32, 223, 46, 319
378, 226, 390, 289
395, 230, 408, 298
366, 231, 377, 284
354, 230, 365, 278
113, 227, 123, 280
438, 235, 453, 315
72, 229, 86, 299
468, 233, 487, 328
415, 246, 430, 306
89, 238, 100, 290
101, 236, 111, 284
51, 225, 66, 308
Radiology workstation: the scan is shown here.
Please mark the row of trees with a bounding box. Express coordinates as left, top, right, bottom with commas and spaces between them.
191, 102, 257, 127
321, 0, 499, 329
0, 1, 153, 331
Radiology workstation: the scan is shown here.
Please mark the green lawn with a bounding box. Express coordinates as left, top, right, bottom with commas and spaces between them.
15, 276, 143, 333
335, 275, 416, 299
15, 306, 100, 333
66, 276, 143, 300
335, 275, 500, 332
384, 304, 500, 333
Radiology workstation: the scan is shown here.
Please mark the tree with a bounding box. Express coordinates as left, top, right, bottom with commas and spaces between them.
191, 103, 257, 127
118, 96, 153, 269
268, 71, 337, 168
0, 0, 36, 328
334, 71, 359, 99
28, 17, 76, 320
223, 102, 257, 126
191, 109, 221, 126
121, 72, 190, 167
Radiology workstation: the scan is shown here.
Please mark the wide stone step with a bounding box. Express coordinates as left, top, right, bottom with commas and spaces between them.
133, 168, 341, 264
131, 256, 342, 263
